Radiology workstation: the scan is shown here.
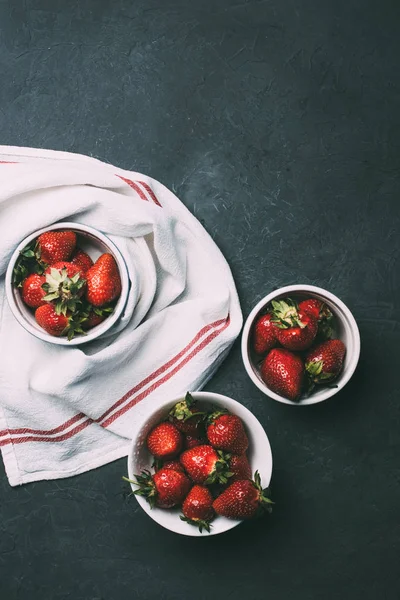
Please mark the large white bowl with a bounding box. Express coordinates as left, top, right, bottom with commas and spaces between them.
5, 222, 131, 346
241, 285, 361, 406
126, 391, 273, 536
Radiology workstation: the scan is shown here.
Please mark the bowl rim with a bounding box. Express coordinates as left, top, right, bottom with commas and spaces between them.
241, 284, 361, 406
5, 221, 130, 346
126, 390, 273, 536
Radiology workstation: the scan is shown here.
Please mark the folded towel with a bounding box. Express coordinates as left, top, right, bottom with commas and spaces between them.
0, 146, 242, 486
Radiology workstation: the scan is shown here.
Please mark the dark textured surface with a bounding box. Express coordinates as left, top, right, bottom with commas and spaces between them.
1, 1, 399, 598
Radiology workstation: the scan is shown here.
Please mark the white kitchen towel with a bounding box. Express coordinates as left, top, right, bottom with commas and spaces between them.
0, 146, 242, 486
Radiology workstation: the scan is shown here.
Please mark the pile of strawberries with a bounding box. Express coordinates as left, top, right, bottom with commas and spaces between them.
124, 393, 272, 533
252, 297, 346, 401
13, 229, 122, 340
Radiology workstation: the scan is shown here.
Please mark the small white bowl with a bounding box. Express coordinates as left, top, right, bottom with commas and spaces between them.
126, 391, 273, 536
241, 285, 361, 406
5, 222, 131, 346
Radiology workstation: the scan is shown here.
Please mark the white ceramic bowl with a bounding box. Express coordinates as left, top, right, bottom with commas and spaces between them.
126, 391, 273, 536
241, 285, 361, 406
5, 222, 131, 346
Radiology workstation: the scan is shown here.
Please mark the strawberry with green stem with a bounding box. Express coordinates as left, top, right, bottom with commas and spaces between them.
42, 263, 86, 316
123, 468, 191, 509
169, 392, 205, 437
299, 298, 334, 340
213, 471, 273, 520
270, 298, 317, 351
35, 304, 87, 340
305, 339, 346, 392
180, 485, 215, 533
180, 445, 233, 485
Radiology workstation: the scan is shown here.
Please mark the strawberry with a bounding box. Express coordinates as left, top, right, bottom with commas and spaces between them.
270, 298, 317, 350
184, 435, 206, 450
85, 253, 122, 307
70, 248, 94, 274
37, 230, 76, 265
35, 304, 85, 340
305, 339, 346, 386
154, 459, 185, 473
299, 298, 334, 340
252, 313, 276, 354
42, 262, 86, 315
180, 445, 232, 485
146, 422, 183, 460
206, 412, 249, 455
229, 454, 252, 482
169, 392, 205, 436
213, 471, 273, 520
124, 468, 191, 509
260, 348, 304, 401
180, 485, 215, 532
21, 274, 47, 308
81, 306, 114, 330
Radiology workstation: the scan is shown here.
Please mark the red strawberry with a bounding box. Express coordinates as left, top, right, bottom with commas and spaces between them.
21, 274, 47, 308
180, 445, 231, 485
299, 298, 334, 340
154, 459, 185, 473
42, 262, 87, 314
82, 306, 114, 330
213, 471, 273, 520
270, 298, 317, 350
35, 304, 85, 340
70, 248, 94, 274
85, 253, 122, 307
229, 454, 252, 482
125, 468, 191, 509
184, 435, 206, 450
169, 392, 205, 437
260, 348, 304, 401
252, 313, 276, 354
206, 412, 249, 455
146, 422, 183, 460
305, 339, 346, 385
180, 485, 215, 533
37, 230, 76, 265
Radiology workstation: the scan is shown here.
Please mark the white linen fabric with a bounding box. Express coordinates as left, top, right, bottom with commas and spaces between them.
0, 146, 242, 486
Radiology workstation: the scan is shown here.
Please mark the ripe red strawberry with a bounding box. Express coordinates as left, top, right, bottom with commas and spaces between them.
21, 274, 47, 308
299, 298, 334, 339
206, 412, 249, 455
270, 298, 317, 350
180, 485, 215, 532
146, 422, 183, 460
34, 304, 85, 340
42, 262, 86, 314
229, 454, 252, 482
125, 468, 191, 509
70, 248, 94, 274
82, 306, 114, 330
169, 392, 205, 437
252, 313, 276, 354
213, 471, 273, 520
184, 435, 206, 450
37, 230, 76, 265
305, 339, 346, 385
180, 445, 231, 485
154, 459, 185, 473
260, 348, 304, 401
85, 253, 122, 307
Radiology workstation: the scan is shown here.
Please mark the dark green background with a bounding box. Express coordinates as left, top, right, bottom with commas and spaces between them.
1, 1, 399, 599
